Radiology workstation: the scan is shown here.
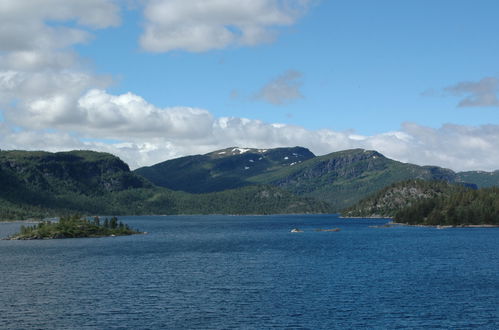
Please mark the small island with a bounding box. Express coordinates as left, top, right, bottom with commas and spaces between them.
8, 215, 141, 240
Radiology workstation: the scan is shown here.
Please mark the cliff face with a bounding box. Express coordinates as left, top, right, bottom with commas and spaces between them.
274, 150, 388, 184
268, 149, 461, 210
0, 150, 150, 195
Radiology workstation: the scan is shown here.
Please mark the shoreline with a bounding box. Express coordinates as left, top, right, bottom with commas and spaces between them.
340, 215, 392, 219
392, 222, 499, 228
0, 219, 42, 223
341, 215, 499, 228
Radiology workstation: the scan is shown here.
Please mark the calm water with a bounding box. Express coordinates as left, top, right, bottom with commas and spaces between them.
1, 215, 498, 329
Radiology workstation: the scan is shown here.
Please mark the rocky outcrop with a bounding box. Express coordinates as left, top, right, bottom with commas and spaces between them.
342, 180, 469, 217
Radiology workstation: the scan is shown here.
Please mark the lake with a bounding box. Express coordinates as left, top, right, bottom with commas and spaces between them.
1, 215, 498, 329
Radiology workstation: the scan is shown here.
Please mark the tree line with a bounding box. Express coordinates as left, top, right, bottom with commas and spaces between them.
394, 187, 499, 226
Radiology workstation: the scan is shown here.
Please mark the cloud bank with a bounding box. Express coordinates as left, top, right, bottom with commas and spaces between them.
1, 88, 499, 171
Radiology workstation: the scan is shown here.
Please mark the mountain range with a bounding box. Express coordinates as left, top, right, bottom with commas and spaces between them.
1, 146, 498, 220
0, 149, 330, 220
135, 146, 498, 210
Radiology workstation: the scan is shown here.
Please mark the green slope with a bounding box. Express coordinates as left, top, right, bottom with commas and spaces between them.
0, 149, 329, 220
249, 149, 460, 210
134, 146, 315, 193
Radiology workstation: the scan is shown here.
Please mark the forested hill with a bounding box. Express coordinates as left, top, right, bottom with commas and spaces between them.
0, 150, 331, 220
394, 187, 499, 226
135, 147, 496, 211
342, 180, 470, 218
0, 150, 151, 194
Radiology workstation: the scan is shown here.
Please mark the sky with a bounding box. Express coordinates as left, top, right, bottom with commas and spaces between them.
0, 0, 498, 171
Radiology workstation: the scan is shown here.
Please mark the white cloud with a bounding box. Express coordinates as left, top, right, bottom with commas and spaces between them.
2, 86, 499, 172
0, 70, 109, 103
0, 51, 79, 72
140, 0, 311, 52
0, 0, 120, 52
0, 0, 120, 103
6, 89, 214, 141
254, 70, 304, 105
0, 0, 120, 133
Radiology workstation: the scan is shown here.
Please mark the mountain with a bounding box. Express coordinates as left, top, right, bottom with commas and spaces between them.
0, 150, 151, 219
249, 149, 462, 210
134, 146, 315, 193
136, 147, 481, 211
3, 147, 497, 220
456, 170, 499, 188
342, 180, 469, 217
0, 150, 151, 194
0, 150, 329, 220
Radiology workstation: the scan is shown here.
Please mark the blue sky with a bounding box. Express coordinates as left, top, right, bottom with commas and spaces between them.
0, 0, 498, 170
77, 0, 499, 133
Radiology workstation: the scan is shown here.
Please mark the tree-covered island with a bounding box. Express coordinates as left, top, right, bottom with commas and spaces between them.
8, 215, 141, 240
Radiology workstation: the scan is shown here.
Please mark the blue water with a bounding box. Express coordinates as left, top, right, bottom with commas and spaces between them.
1, 215, 498, 329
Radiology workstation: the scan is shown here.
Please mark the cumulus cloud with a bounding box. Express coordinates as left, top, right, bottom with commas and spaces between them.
425, 77, 499, 107
0, 0, 121, 103
5, 89, 214, 141
0, 0, 120, 134
0, 0, 120, 52
254, 70, 304, 105
2, 85, 499, 171
140, 0, 311, 52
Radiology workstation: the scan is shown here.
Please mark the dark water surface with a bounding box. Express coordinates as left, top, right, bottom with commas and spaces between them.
1, 215, 498, 329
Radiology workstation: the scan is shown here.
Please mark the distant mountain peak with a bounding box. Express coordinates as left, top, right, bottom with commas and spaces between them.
206, 146, 315, 159
207, 147, 270, 158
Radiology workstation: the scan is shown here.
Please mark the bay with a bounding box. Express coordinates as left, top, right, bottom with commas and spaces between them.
1, 215, 498, 329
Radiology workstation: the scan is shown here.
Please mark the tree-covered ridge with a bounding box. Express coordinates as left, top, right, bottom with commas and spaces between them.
0, 147, 329, 217
0, 183, 331, 221
1, 148, 498, 220
8, 215, 140, 240
394, 187, 499, 226
173, 185, 333, 215
136, 147, 496, 211
0, 149, 151, 195
342, 180, 469, 217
